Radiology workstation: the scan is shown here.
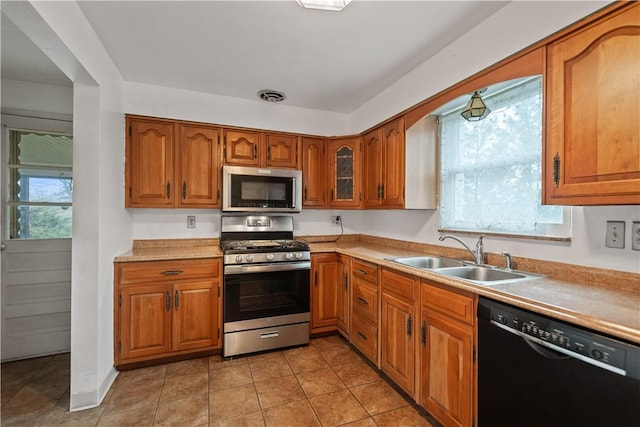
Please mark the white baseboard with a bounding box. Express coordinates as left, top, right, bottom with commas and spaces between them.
69, 367, 119, 412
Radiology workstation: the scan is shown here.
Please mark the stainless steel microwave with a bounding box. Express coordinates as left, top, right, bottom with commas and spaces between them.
222, 165, 302, 212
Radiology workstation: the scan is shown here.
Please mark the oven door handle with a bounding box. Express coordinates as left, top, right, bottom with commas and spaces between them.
224, 261, 311, 275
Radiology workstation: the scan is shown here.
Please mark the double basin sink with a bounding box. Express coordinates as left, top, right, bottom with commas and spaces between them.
388, 256, 544, 286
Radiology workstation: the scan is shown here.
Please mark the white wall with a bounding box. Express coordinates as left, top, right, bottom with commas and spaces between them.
124, 82, 351, 137
6, 0, 131, 411
1, 78, 72, 116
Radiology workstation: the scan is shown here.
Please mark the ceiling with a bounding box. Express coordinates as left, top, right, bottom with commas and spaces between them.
2, 1, 509, 113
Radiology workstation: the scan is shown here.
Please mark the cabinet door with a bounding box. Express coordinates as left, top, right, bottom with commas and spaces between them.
545, 4, 640, 205
173, 280, 220, 351
336, 255, 350, 337
120, 284, 172, 360
302, 137, 327, 208
265, 133, 298, 168
311, 253, 339, 333
127, 118, 175, 207
362, 128, 383, 208
224, 130, 261, 166
380, 293, 415, 396
420, 309, 474, 427
178, 124, 221, 207
327, 137, 362, 209
381, 118, 405, 208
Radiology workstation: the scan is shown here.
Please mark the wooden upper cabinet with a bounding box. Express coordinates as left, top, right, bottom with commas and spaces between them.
127, 118, 175, 208
327, 136, 361, 209
178, 124, 221, 207
223, 130, 298, 168
544, 3, 640, 205
264, 133, 298, 168
223, 129, 261, 166
126, 116, 221, 208
363, 117, 405, 208
302, 137, 327, 208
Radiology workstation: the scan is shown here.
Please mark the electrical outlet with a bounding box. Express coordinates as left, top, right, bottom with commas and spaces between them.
187, 215, 196, 229
335, 215, 341, 225
605, 220, 624, 249
632, 221, 640, 251
331, 216, 341, 224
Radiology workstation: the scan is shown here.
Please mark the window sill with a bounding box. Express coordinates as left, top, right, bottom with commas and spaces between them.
437, 228, 571, 243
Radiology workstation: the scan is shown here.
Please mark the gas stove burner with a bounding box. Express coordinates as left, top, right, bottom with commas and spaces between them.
220, 239, 309, 253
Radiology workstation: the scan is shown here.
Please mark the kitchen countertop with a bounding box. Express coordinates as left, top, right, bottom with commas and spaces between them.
113, 236, 640, 344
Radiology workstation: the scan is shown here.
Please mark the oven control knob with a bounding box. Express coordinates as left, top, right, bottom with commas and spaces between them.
235, 255, 243, 263
285, 253, 294, 260
246, 255, 255, 262
266, 253, 275, 261
295, 252, 304, 259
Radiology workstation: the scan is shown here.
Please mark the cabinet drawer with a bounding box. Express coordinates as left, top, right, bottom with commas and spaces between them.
381, 268, 418, 302
351, 314, 378, 363
351, 259, 378, 285
421, 281, 474, 325
352, 279, 378, 324
118, 259, 220, 285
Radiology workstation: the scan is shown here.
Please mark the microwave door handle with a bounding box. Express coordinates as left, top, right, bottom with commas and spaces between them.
292, 178, 296, 208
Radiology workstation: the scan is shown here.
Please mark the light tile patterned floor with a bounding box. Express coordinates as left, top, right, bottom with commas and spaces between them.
1, 336, 438, 426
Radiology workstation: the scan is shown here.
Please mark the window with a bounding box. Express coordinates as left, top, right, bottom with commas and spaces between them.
7, 130, 73, 239
438, 76, 570, 237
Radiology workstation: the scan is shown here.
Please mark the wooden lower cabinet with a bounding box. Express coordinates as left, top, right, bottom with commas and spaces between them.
419, 280, 476, 427
311, 253, 340, 334
380, 268, 418, 397
115, 259, 221, 366
336, 255, 351, 338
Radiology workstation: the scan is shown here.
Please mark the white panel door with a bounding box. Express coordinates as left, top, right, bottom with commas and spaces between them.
1, 239, 71, 360
1, 113, 73, 361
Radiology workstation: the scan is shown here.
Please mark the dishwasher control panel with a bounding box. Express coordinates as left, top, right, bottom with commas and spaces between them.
479, 298, 640, 380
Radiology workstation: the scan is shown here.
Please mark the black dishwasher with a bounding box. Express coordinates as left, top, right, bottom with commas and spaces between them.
478, 297, 640, 427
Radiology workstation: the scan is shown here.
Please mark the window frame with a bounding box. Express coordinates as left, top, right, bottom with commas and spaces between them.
436, 76, 571, 240
2, 113, 73, 241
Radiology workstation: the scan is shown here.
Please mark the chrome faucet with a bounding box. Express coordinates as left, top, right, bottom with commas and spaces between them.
439, 234, 485, 264
501, 251, 513, 270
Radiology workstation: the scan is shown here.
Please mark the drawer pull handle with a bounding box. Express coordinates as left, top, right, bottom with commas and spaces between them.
407, 313, 412, 337
165, 291, 170, 311
357, 331, 368, 341
357, 297, 368, 305
356, 269, 367, 276
162, 270, 183, 276
261, 332, 279, 339
421, 320, 427, 345
175, 290, 179, 309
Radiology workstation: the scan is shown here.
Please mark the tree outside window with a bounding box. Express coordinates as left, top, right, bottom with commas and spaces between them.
7, 130, 73, 239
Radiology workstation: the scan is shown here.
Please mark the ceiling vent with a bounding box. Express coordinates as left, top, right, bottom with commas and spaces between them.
258, 89, 286, 103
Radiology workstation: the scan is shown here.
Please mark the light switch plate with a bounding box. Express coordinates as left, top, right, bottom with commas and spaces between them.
632, 221, 640, 251
605, 221, 625, 249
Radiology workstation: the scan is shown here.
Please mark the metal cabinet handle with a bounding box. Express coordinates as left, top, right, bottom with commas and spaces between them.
253, 145, 258, 159
166, 182, 171, 198
380, 184, 384, 199
304, 187, 308, 201
175, 290, 179, 309
314, 271, 318, 287
343, 273, 348, 290
553, 152, 560, 188
161, 270, 183, 276
407, 313, 412, 336
182, 182, 187, 199
165, 291, 170, 311
356, 269, 367, 276
357, 297, 368, 305
357, 331, 368, 341
421, 320, 427, 345
267, 145, 271, 161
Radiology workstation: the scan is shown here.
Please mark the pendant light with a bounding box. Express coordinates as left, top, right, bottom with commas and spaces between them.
460, 89, 490, 121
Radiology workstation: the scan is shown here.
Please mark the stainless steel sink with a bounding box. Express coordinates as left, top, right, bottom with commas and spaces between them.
389, 256, 464, 270
388, 255, 544, 285
435, 265, 544, 285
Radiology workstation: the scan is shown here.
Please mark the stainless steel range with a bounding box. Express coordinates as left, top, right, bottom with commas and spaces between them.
220, 215, 310, 358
